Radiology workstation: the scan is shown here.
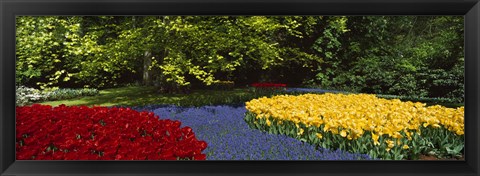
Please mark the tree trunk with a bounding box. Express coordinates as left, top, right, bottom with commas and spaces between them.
143, 51, 153, 86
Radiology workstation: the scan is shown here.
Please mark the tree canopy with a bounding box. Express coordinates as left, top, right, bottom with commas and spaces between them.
16, 16, 464, 102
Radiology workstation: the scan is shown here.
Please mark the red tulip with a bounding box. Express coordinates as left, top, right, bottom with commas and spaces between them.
16, 104, 208, 160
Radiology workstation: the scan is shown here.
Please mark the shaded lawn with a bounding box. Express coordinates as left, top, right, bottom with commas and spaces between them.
39, 86, 266, 107
39, 86, 463, 108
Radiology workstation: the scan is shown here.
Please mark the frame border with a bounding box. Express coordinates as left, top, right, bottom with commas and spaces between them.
1, 0, 479, 176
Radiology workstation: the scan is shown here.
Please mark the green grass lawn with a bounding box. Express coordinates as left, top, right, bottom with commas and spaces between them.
39, 86, 275, 107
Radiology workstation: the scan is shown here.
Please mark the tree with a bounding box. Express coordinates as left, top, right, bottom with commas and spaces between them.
16, 16, 463, 101
308, 16, 464, 102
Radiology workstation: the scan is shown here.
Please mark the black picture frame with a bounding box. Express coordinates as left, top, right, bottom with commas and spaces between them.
1, 0, 479, 176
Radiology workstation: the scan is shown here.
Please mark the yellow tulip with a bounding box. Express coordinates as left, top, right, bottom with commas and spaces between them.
297, 128, 304, 136
392, 132, 403, 139
266, 119, 271, 126
372, 133, 380, 146
245, 93, 464, 145
340, 130, 347, 137
386, 140, 395, 148
323, 125, 330, 132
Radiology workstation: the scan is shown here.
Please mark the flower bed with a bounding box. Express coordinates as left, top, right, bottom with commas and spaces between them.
245, 93, 464, 160
251, 83, 287, 88
132, 105, 374, 160
16, 104, 207, 160
249, 83, 287, 94
284, 87, 345, 94
16, 86, 45, 106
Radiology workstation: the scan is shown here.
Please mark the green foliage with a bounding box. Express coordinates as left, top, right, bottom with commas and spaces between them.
308, 16, 464, 101
207, 81, 235, 90
43, 88, 99, 101
375, 94, 463, 108
16, 16, 464, 101
16, 16, 328, 90
15, 17, 148, 89
312, 16, 349, 61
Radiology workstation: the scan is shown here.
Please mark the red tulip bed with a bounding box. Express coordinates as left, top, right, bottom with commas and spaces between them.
16, 104, 208, 160
250, 83, 287, 93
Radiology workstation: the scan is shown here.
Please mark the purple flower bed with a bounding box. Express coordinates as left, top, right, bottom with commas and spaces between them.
131, 105, 375, 160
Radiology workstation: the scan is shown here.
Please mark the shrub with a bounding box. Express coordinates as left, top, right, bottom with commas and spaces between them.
16, 104, 207, 160
245, 93, 464, 160
16, 86, 46, 106
208, 81, 235, 90
43, 88, 99, 101
16, 86, 100, 106
375, 94, 460, 105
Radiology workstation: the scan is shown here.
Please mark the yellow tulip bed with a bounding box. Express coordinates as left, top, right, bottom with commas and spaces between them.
244, 93, 464, 160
